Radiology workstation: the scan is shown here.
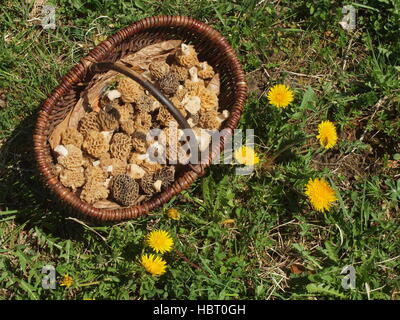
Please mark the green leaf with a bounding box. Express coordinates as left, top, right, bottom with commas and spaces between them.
306, 283, 346, 299
300, 86, 316, 110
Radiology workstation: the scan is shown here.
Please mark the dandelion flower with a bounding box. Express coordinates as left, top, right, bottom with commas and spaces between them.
234, 146, 260, 166
317, 120, 337, 149
140, 253, 167, 276
167, 208, 181, 220
305, 178, 337, 212
267, 84, 294, 108
60, 274, 73, 288
146, 230, 174, 254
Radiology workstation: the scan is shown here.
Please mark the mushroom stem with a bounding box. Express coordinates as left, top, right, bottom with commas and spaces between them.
189, 67, 199, 83
54, 145, 68, 157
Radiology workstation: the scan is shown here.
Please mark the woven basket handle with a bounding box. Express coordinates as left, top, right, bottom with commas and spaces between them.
91, 62, 192, 131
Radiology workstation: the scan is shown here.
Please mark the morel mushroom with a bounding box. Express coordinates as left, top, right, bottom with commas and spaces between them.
85, 165, 107, 184
82, 130, 109, 158
134, 112, 152, 132
118, 77, 144, 103
110, 132, 132, 160
170, 64, 189, 82
198, 109, 221, 130
131, 130, 149, 154
120, 119, 135, 135
139, 174, 155, 195
158, 73, 180, 96
61, 128, 83, 148
97, 110, 119, 131
198, 61, 215, 79
136, 95, 158, 113
78, 112, 101, 137
111, 174, 140, 206
59, 167, 85, 190
80, 180, 109, 204
175, 44, 199, 68
153, 166, 175, 189
55, 144, 84, 169
149, 61, 170, 80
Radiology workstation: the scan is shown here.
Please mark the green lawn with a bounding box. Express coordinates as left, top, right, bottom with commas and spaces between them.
0, 0, 399, 300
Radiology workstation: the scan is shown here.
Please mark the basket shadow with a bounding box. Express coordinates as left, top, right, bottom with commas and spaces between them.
0, 114, 117, 241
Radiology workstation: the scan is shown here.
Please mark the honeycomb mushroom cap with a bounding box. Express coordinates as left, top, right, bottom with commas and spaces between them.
80, 180, 110, 204
198, 109, 221, 130
134, 112, 152, 133
170, 64, 189, 82
59, 167, 85, 190
100, 157, 127, 176
139, 174, 155, 195
85, 165, 107, 184
198, 61, 215, 79
61, 128, 83, 148
82, 130, 109, 158
149, 61, 170, 80
111, 174, 140, 206
79, 112, 101, 137
153, 166, 175, 189
114, 104, 133, 123
110, 132, 132, 160
158, 73, 180, 96
120, 119, 135, 135
118, 77, 144, 103
175, 44, 199, 68
136, 95, 158, 113
97, 110, 119, 131
57, 144, 84, 169
131, 130, 149, 154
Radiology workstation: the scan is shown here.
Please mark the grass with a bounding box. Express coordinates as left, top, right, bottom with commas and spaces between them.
0, 0, 399, 300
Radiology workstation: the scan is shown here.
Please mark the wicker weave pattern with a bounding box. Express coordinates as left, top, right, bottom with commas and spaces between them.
34, 16, 247, 221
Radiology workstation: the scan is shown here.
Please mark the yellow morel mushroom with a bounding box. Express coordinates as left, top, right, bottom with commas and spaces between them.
80, 180, 110, 204
170, 64, 189, 82
85, 165, 107, 184
149, 61, 170, 80
134, 112, 152, 133
175, 44, 199, 68
110, 132, 132, 160
59, 167, 85, 190
61, 128, 83, 149
198, 109, 221, 130
100, 157, 127, 177
55, 144, 84, 170
197, 61, 215, 79
114, 104, 133, 123
82, 130, 109, 159
118, 77, 144, 103
120, 119, 135, 135
78, 112, 101, 137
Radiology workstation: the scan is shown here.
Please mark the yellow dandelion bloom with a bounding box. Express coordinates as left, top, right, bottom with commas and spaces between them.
305, 178, 337, 212
317, 120, 338, 149
146, 230, 174, 254
60, 274, 73, 288
167, 208, 181, 220
267, 84, 294, 108
234, 146, 260, 166
140, 253, 167, 276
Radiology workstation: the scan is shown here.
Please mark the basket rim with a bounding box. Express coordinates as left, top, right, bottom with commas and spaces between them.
33, 15, 247, 221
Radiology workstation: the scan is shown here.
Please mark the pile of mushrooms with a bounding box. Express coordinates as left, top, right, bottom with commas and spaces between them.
51, 43, 229, 207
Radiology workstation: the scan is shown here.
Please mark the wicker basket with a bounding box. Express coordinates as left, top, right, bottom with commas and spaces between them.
33, 16, 247, 221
